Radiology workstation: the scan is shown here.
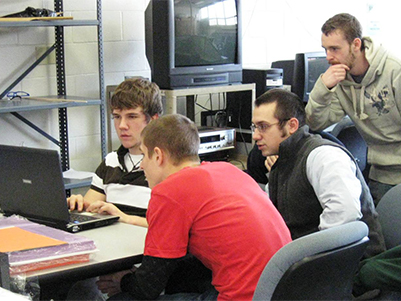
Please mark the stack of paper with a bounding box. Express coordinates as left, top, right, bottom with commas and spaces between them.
0, 216, 97, 275
0, 287, 30, 301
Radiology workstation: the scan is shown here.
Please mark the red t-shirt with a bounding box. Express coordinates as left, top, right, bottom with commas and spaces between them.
145, 162, 291, 301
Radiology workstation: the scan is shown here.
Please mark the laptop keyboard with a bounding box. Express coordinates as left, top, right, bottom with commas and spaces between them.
70, 212, 97, 223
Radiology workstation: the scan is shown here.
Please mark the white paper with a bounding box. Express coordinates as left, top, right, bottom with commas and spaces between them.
63, 169, 95, 180
0, 287, 30, 300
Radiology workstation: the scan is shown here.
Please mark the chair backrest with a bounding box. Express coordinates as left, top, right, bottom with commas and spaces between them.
310, 130, 345, 147
253, 221, 369, 301
337, 126, 367, 171
332, 118, 368, 173
376, 184, 401, 249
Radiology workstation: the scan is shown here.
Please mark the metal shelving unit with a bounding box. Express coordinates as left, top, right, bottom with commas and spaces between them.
0, 20, 99, 27
0, 0, 106, 189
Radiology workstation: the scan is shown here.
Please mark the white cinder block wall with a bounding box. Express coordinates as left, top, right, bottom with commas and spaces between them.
0, 0, 396, 173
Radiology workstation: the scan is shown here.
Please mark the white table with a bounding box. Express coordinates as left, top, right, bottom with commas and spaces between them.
27, 222, 147, 284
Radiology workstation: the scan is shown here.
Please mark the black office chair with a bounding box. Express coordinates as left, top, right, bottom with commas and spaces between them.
253, 221, 369, 301
310, 129, 345, 147
337, 126, 368, 171
332, 117, 368, 174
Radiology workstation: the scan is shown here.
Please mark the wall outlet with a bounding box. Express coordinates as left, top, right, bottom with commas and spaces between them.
35, 46, 56, 65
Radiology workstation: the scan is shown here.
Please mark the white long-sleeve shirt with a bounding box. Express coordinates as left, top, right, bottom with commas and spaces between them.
306, 145, 362, 230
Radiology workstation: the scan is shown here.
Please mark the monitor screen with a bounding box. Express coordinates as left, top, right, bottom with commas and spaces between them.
293, 52, 329, 102
174, 0, 238, 67
306, 55, 330, 96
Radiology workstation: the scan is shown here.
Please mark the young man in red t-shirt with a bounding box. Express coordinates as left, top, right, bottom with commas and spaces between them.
98, 114, 291, 301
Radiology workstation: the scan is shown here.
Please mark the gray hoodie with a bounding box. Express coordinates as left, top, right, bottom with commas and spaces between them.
306, 37, 401, 185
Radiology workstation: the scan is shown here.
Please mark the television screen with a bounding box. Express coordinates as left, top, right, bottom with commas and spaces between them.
145, 0, 242, 89
175, 0, 238, 67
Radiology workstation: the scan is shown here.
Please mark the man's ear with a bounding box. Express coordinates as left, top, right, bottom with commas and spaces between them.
153, 147, 164, 166
287, 117, 299, 135
151, 113, 159, 121
352, 38, 362, 52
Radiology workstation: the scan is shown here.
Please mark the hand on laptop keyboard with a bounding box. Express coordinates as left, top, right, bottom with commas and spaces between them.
87, 201, 123, 218
67, 189, 107, 212
67, 194, 87, 211
87, 201, 148, 228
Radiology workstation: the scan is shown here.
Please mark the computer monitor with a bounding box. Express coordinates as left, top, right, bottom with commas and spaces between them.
271, 59, 295, 87
293, 52, 329, 102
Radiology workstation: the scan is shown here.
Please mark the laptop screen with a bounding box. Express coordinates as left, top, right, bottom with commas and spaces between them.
0, 145, 70, 225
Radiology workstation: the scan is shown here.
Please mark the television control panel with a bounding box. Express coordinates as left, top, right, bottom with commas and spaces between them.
198, 127, 236, 155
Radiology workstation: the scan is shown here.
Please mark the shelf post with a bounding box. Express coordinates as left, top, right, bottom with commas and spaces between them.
54, 0, 70, 172
97, 0, 107, 159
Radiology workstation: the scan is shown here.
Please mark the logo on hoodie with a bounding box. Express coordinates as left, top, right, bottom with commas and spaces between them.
366, 86, 390, 116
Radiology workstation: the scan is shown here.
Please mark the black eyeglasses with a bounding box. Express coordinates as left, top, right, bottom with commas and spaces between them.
250, 119, 290, 133
7, 91, 30, 101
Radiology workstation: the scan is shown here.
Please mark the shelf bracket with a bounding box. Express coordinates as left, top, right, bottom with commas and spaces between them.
10, 112, 61, 146
0, 44, 56, 100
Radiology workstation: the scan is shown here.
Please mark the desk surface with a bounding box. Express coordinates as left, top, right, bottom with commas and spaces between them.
27, 222, 147, 284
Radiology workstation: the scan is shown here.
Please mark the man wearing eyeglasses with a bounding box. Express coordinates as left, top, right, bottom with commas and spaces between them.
252, 88, 385, 258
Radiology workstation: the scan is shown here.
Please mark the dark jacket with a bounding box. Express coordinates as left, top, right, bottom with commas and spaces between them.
269, 125, 386, 258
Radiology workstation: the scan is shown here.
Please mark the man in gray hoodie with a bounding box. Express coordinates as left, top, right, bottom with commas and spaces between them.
305, 13, 401, 205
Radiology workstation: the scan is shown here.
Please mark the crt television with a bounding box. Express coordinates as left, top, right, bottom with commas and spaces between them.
293, 51, 330, 102
145, 0, 243, 89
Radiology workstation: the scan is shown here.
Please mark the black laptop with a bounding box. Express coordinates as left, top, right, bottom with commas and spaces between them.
0, 144, 118, 232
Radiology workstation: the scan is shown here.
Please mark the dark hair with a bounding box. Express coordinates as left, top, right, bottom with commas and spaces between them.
109, 77, 163, 121
321, 13, 363, 47
141, 114, 200, 166
255, 89, 306, 127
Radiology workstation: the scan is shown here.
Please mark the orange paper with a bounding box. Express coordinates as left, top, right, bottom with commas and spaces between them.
0, 227, 67, 252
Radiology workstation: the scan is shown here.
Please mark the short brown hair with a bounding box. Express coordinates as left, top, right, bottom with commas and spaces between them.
109, 77, 163, 121
321, 13, 363, 47
141, 114, 200, 165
